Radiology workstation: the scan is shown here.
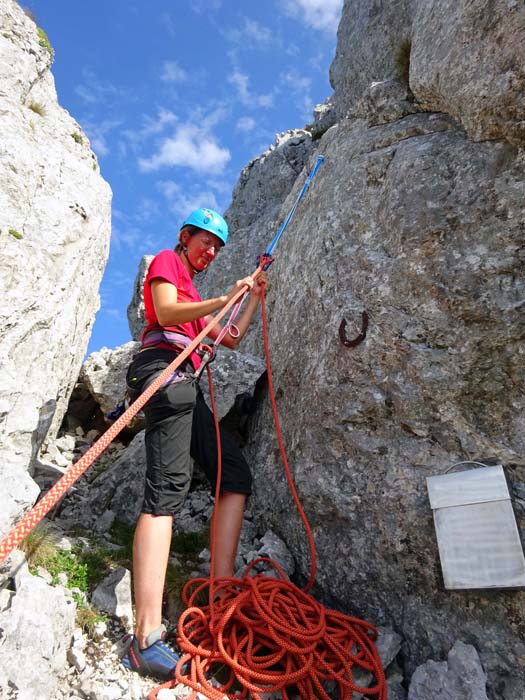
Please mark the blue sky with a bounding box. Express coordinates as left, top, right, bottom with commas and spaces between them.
27, 1, 342, 354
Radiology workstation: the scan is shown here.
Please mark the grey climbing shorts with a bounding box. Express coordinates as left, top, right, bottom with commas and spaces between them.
126, 348, 252, 516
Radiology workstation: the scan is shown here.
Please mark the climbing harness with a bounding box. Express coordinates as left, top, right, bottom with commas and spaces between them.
141, 329, 196, 352
105, 330, 200, 421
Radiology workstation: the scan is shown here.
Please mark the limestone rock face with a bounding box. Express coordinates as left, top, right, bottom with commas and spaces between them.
231, 5, 525, 693
79, 341, 140, 417
329, 0, 412, 119
410, 0, 525, 144
330, 0, 525, 144
198, 347, 266, 421
127, 254, 154, 341
408, 641, 489, 700
246, 109, 525, 692
0, 0, 112, 538
0, 550, 76, 698
78, 431, 146, 529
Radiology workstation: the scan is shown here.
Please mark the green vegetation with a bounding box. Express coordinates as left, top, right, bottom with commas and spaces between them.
50, 549, 89, 589
396, 39, 412, 85
36, 26, 52, 56
29, 101, 46, 117
71, 132, 83, 145
92, 162, 97, 171
164, 526, 210, 608
8, 228, 23, 240
20, 520, 210, 642
171, 528, 209, 557
19, 524, 127, 638
75, 601, 107, 638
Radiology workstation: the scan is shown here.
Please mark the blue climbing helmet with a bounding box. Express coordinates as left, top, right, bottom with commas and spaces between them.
181, 208, 229, 246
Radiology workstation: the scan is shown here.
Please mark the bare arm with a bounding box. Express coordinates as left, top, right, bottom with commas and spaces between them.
206, 273, 267, 349
151, 276, 257, 327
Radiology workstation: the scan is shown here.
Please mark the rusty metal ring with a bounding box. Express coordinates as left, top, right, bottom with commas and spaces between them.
339, 311, 369, 348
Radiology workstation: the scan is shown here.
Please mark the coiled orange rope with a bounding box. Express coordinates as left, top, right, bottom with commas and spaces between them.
148, 287, 386, 700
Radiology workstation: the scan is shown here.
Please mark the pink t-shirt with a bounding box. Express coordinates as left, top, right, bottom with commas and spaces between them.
142, 250, 206, 369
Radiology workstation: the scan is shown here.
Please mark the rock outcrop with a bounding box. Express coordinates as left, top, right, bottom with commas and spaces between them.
0, 0, 112, 538
0, 550, 76, 698
213, 0, 525, 696
127, 254, 154, 341
330, 0, 525, 145
79, 342, 141, 418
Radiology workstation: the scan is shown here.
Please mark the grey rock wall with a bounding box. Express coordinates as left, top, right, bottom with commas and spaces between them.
0, 550, 76, 698
410, 0, 525, 145
330, 0, 412, 119
248, 113, 524, 688
330, 0, 525, 145
127, 254, 153, 341
230, 2, 525, 697
0, 1, 112, 539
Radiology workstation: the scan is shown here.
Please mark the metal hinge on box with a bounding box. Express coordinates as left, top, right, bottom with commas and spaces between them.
427, 462, 525, 590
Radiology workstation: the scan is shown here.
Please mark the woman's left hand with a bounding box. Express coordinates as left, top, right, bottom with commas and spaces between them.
252, 272, 268, 297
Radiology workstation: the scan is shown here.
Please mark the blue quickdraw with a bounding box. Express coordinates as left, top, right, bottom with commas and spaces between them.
199, 155, 325, 377
260, 154, 324, 269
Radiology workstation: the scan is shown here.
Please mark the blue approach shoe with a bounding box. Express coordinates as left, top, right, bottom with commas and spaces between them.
122, 624, 181, 680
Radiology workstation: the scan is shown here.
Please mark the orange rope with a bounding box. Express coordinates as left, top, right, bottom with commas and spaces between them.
148, 287, 386, 700
0, 266, 264, 564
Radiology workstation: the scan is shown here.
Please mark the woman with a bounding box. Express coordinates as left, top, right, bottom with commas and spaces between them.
122, 208, 266, 680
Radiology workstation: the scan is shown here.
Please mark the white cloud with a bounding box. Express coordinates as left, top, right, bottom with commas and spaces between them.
280, 70, 314, 122
160, 60, 187, 83
123, 108, 178, 150
244, 18, 273, 44
236, 116, 257, 132
110, 223, 160, 253
136, 197, 161, 222
281, 69, 311, 92
138, 123, 231, 174
160, 12, 177, 37
156, 180, 221, 219
190, 0, 222, 14
104, 307, 124, 320
75, 69, 125, 104
89, 134, 109, 157
226, 17, 274, 47
283, 0, 343, 34
109, 209, 163, 254
141, 109, 178, 136
228, 71, 274, 108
